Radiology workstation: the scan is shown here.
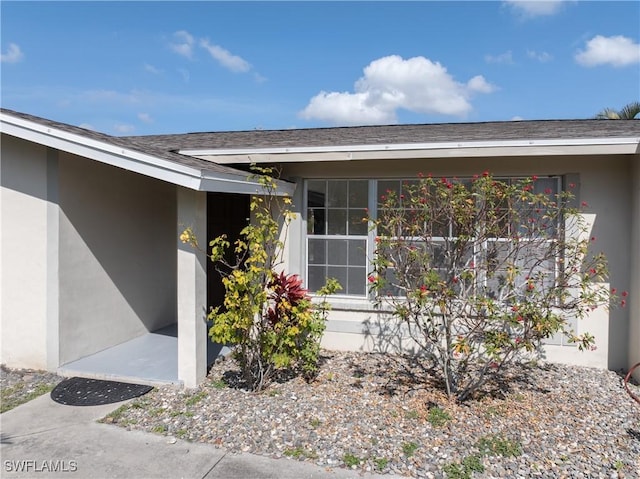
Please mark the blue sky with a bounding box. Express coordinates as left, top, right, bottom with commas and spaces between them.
1, 1, 639, 135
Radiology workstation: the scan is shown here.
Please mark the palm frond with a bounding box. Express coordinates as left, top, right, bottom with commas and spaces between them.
595, 101, 640, 119
619, 102, 640, 120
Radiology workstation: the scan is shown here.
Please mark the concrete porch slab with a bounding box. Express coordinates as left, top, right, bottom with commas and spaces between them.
58, 326, 181, 386
58, 325, 231, 387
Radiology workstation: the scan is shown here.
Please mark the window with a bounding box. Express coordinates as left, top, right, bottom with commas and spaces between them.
304, 176, 563, 300
306, 180, 369, 296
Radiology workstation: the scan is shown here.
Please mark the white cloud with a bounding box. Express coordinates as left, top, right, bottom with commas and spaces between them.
113, 123, 135, 134
527, 50, 553, 62
300, 55, 496, 126
485, 51, 514, 64
302, 91, 393, 125
1, 43, 24, 63
168, 31, 261, 80
200, 39, 251, 73
510, 116, 525, 121
138, 112, 153, 123
503, 0, 568, 18
144, 63, 162, 74
467, 75, 495, 94
78, 123, 96, 131
575, 35, 640, 67
170, 30, 195, 59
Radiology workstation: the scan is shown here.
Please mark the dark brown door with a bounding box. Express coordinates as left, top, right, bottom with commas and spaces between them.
206, 193, 250, 311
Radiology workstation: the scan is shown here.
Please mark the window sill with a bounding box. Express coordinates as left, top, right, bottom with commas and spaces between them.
311, 295, 377, 312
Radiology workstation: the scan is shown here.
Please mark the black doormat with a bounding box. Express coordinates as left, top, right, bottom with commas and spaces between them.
51, 377, 153, 406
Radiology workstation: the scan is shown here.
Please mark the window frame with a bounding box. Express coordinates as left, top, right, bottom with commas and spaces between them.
303, 175, 566, 304
304, 179, 376, 299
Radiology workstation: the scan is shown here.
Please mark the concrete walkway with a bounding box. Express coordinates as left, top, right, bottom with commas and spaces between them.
0, 394, 402, 479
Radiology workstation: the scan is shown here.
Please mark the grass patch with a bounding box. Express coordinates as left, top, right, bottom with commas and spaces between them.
185, 391, 208, 406
444, 454, 484, 479
404, 409, 420, 420
284, 446, 318, 460
476, 434, 522, 458
443, 434, 522, 478
211, 379, 227, 389
427, 405, 451, 427
148, 406, 167, 417
614, 459, 624, 471
101, 404, 129, 422
151, 424, 167, 434
342, 453, 361, 467
1, 382, 56, 413
402, 441, 418, 457
374, 457, 389, 470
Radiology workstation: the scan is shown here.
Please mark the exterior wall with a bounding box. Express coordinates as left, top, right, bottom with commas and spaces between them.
630, 157, 640, 380
176, 188, 208, 388
281, 153, 633, 371
57, 152, 177, 365
1, 135, 53, 369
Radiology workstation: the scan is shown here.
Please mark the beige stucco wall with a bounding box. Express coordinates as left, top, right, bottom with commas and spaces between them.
280, 153, 634, 372
1, 135, 52, 369
57, 152, 177, 365
630, 156, 640, 380
1, 136, 180, 369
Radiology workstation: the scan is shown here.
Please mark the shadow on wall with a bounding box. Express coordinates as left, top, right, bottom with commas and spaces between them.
59, 156, 177, 334
361, 314, 421, 356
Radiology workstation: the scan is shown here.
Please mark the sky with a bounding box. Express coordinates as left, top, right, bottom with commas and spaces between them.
1, 1, 639, 136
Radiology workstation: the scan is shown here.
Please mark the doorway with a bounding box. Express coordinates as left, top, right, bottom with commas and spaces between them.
206, 192, 251, 310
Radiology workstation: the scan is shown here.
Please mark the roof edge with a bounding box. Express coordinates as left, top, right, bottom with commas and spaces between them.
179, 136, 640, 158
0, 110, 294, 195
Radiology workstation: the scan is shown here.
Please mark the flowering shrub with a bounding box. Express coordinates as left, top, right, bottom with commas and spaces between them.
370, 172, 619, 401
182, 167, 340, 391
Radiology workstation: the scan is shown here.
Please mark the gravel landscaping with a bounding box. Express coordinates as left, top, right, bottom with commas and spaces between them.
2, 352, 639, 478
0, 365, 64, 413
99, 351, 639, 479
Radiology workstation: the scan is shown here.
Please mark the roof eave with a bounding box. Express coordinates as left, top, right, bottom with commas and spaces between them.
0, 112, 294, 195
182, 137, 640, 164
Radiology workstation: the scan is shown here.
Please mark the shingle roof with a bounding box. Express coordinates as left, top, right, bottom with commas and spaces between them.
4, 108, 639, 163
124, 119, 640, 153
0, 108, 248, 175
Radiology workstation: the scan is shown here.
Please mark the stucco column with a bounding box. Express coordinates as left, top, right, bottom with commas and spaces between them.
177, 187, 208, 388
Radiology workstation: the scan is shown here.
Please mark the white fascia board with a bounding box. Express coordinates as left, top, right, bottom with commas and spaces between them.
0, 113, 292, 194
181, 137, 640, 164
200, 175, 296, 196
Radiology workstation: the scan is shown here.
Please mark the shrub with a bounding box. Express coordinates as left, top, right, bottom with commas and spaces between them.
181, 166, 340, 392
370, 173, 616, 400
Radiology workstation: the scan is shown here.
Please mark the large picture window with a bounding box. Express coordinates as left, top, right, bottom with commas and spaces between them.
305, 176, 562, 300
